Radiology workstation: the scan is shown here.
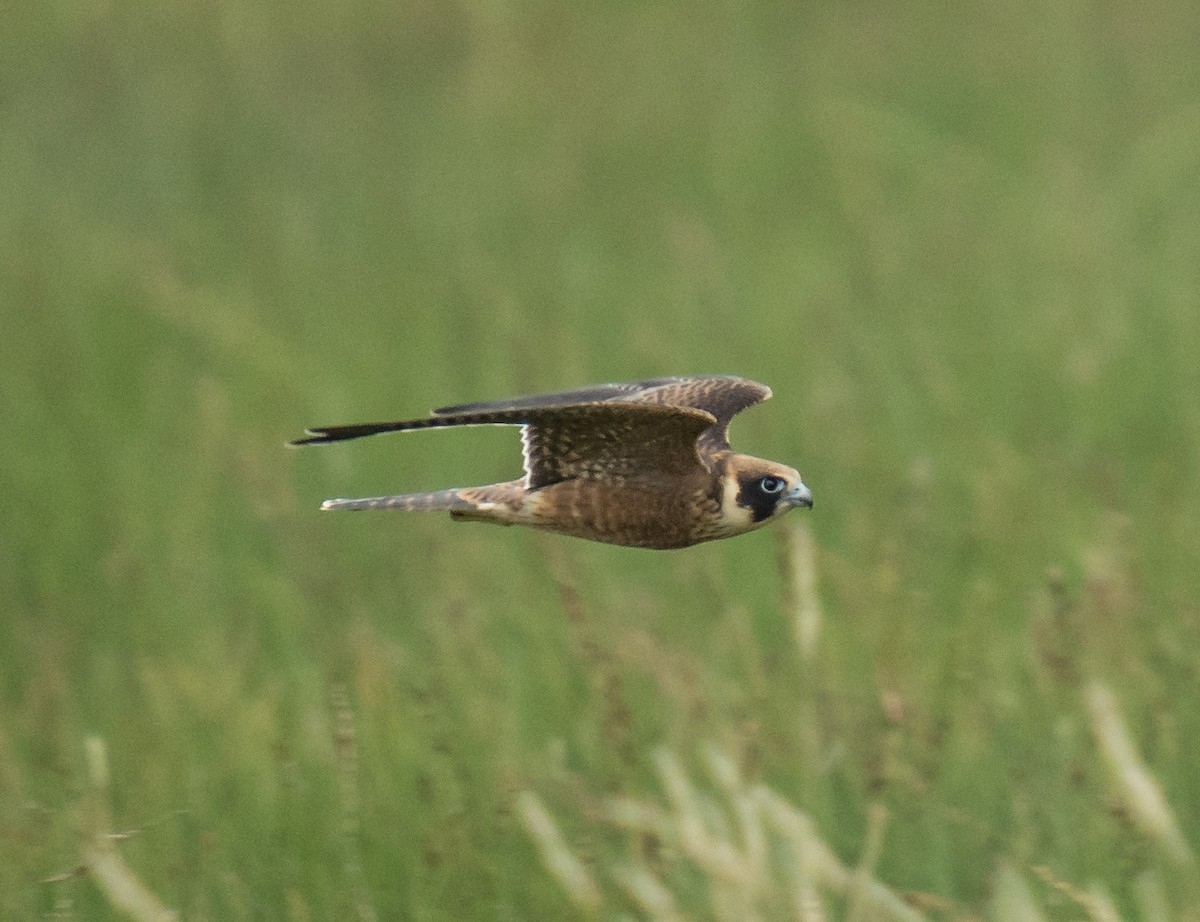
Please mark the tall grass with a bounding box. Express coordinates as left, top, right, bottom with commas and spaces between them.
3, 0, 1199, 918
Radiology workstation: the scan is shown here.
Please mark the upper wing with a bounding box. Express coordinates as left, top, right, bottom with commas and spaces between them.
616, 376, 771, 452
515, 402, 716, 487
293, 401, 717, 488
291, 375, 769, 485
435, 375, 771, 453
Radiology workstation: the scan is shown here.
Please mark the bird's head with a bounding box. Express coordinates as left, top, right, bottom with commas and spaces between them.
716, 455, 813, 535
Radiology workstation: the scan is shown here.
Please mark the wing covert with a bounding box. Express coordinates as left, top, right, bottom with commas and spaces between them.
515, 403, 715, 488
434, 375, 769, 454
609, 375, 771, 452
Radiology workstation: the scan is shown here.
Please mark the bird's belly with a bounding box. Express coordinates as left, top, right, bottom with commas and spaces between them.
522, 479, 717, 549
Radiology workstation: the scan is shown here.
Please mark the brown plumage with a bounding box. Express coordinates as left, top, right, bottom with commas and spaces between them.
291, 375, 812, 549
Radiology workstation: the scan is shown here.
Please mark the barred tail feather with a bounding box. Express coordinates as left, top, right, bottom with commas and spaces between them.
320, 488, 472, 512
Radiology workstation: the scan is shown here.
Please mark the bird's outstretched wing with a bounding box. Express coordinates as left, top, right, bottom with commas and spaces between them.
433, 375, 771, 454
619, 376, 771, 452
291, 376, 768, 486
293, 401, 716, 488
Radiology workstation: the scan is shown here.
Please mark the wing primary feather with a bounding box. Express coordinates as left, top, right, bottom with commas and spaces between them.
290, 418, 442, 445
291, 402, 716, 446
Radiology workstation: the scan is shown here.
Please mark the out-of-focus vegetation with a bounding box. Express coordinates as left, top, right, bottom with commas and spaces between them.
3, 1, 1199, 918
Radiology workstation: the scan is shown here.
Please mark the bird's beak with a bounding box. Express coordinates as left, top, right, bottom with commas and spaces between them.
784, 482, 813, 509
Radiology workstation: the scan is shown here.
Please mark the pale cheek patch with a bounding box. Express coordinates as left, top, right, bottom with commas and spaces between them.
719, 475, 756, 532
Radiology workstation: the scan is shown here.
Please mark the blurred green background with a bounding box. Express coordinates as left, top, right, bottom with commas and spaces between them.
3, 0, 1199, 918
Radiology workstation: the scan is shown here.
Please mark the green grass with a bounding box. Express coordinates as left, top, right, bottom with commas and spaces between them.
3, 0, 1200, 918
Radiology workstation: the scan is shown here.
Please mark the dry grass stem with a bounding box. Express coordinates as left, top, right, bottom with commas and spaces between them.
331, 685, 379, 922
1084, 682, 1194, 867
516, 791, 602, 912
77, 737, 178, 922
1084, 885, 1123, 922
1029, 866, 1122, 922
704, 745, 769, 893
990, 861, 1049, 922
654, 748, 748, 885
615, 863, 692, 922
845, 803, 889, 922
782, 523, 823, 662
1134, 870, 1170, 922
757, 787, 925, 922
755, 790, 826, 922
544, 746, 927, 922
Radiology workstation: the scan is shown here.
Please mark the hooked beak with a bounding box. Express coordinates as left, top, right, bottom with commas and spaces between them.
784, 481, 813, 509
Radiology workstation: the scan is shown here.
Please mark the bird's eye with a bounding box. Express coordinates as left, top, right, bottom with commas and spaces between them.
759, 476, 786, 494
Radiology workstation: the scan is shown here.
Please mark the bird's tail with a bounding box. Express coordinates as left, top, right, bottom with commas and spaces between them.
319, 482, 524, 527
320, 488, 474, 512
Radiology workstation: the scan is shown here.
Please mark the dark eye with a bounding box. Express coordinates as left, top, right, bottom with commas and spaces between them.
759, 476, 786, 494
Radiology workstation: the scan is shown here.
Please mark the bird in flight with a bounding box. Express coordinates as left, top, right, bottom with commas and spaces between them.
291, 375, 812, 549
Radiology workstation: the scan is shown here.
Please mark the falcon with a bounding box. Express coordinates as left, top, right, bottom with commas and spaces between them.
291, 375, 812, 549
